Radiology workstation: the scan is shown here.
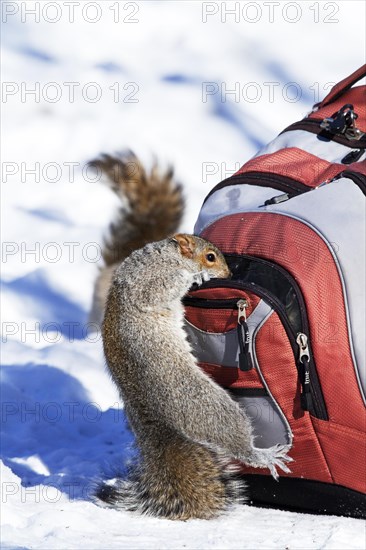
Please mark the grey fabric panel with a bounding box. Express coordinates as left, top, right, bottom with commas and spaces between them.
253, 129, 363, 164
184, 300, 272, 367
185, 326, 238, 367
229, 395, 290, 448
194, 184, 280, 235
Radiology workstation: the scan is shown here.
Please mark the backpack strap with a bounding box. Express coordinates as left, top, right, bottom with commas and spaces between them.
315, 64, 366, 109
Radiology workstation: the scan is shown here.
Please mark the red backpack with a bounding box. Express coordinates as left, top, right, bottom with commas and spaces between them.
184, 65, 366, 518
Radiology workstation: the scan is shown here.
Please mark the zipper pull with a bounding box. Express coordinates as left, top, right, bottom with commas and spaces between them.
264, 193, 290, 206
237, 299, 248, 323
341, 149, 364, 164
237, 299, 253, 371
296, 333, 313, 412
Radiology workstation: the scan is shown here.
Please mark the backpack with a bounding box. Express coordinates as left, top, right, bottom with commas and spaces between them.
184, 65, 366, 518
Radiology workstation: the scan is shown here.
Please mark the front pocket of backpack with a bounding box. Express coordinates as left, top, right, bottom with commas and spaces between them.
184, 288, 292, 448
184, 288, 263, 387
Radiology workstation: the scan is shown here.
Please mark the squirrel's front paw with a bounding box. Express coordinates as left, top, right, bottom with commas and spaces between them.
243, 444, 293, 481
192, 270, 210, 287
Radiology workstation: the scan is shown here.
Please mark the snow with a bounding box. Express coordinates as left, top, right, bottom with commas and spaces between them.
1, 1, 365, 548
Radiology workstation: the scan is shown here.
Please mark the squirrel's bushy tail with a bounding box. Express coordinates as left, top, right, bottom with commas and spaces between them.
96, 439, 246, 520
89, 152, 184, 323
90, 152, 184, 267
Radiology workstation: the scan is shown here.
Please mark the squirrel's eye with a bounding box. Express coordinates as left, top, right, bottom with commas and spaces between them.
206, 253, 216, 262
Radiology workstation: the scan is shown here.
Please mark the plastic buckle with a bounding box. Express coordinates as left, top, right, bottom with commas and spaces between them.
320, 104, 364, 140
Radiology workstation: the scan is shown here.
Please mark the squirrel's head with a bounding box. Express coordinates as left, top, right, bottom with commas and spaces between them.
171, 234, 231, 280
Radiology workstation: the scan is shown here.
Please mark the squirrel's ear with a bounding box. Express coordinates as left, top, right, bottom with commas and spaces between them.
172, 234, 195, 259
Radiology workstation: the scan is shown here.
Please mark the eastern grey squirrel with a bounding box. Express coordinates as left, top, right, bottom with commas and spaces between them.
94, 153, 292, 520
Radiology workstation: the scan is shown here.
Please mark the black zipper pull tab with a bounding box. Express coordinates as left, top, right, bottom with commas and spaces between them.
341, 149, 364, 164
296, 333, 313, 412
263, 192, 290, 206
237, 299, 253, 371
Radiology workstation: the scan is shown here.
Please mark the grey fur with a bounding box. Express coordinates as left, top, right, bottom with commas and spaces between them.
100, 235, 292, 519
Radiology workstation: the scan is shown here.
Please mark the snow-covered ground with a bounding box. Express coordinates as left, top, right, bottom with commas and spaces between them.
1, 1, 365, 548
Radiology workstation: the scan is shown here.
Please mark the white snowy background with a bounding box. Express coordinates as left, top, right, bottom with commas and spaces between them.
1, 1, 366, 548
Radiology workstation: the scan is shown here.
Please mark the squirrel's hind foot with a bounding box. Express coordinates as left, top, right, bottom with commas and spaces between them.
95, 457, 248, 519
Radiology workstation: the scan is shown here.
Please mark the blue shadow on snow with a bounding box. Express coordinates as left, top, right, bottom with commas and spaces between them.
1, 270, 87, 339
1, 363, 134, 501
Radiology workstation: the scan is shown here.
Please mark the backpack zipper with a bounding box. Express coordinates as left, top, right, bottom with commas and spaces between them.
237, 299, 253, 372
203, 168, 365, 210
261, 170, 365, 207
262, 170, 366, 204
227, 253, 328, 420
203, 165, 366, 210
336, 170, 366, 194
185, 283, 303, 363
184, 297, 241, 309
185, 278, 328, 420
296, 333, 312, 412
203, 171, 309, 205
183, 296, 253, 371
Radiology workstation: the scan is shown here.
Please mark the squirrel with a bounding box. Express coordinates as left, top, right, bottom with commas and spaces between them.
93, 153, 292, 519
88, 152, 184, 324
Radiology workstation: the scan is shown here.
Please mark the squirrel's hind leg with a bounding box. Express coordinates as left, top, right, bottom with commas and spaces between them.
96, 438, 247, 520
